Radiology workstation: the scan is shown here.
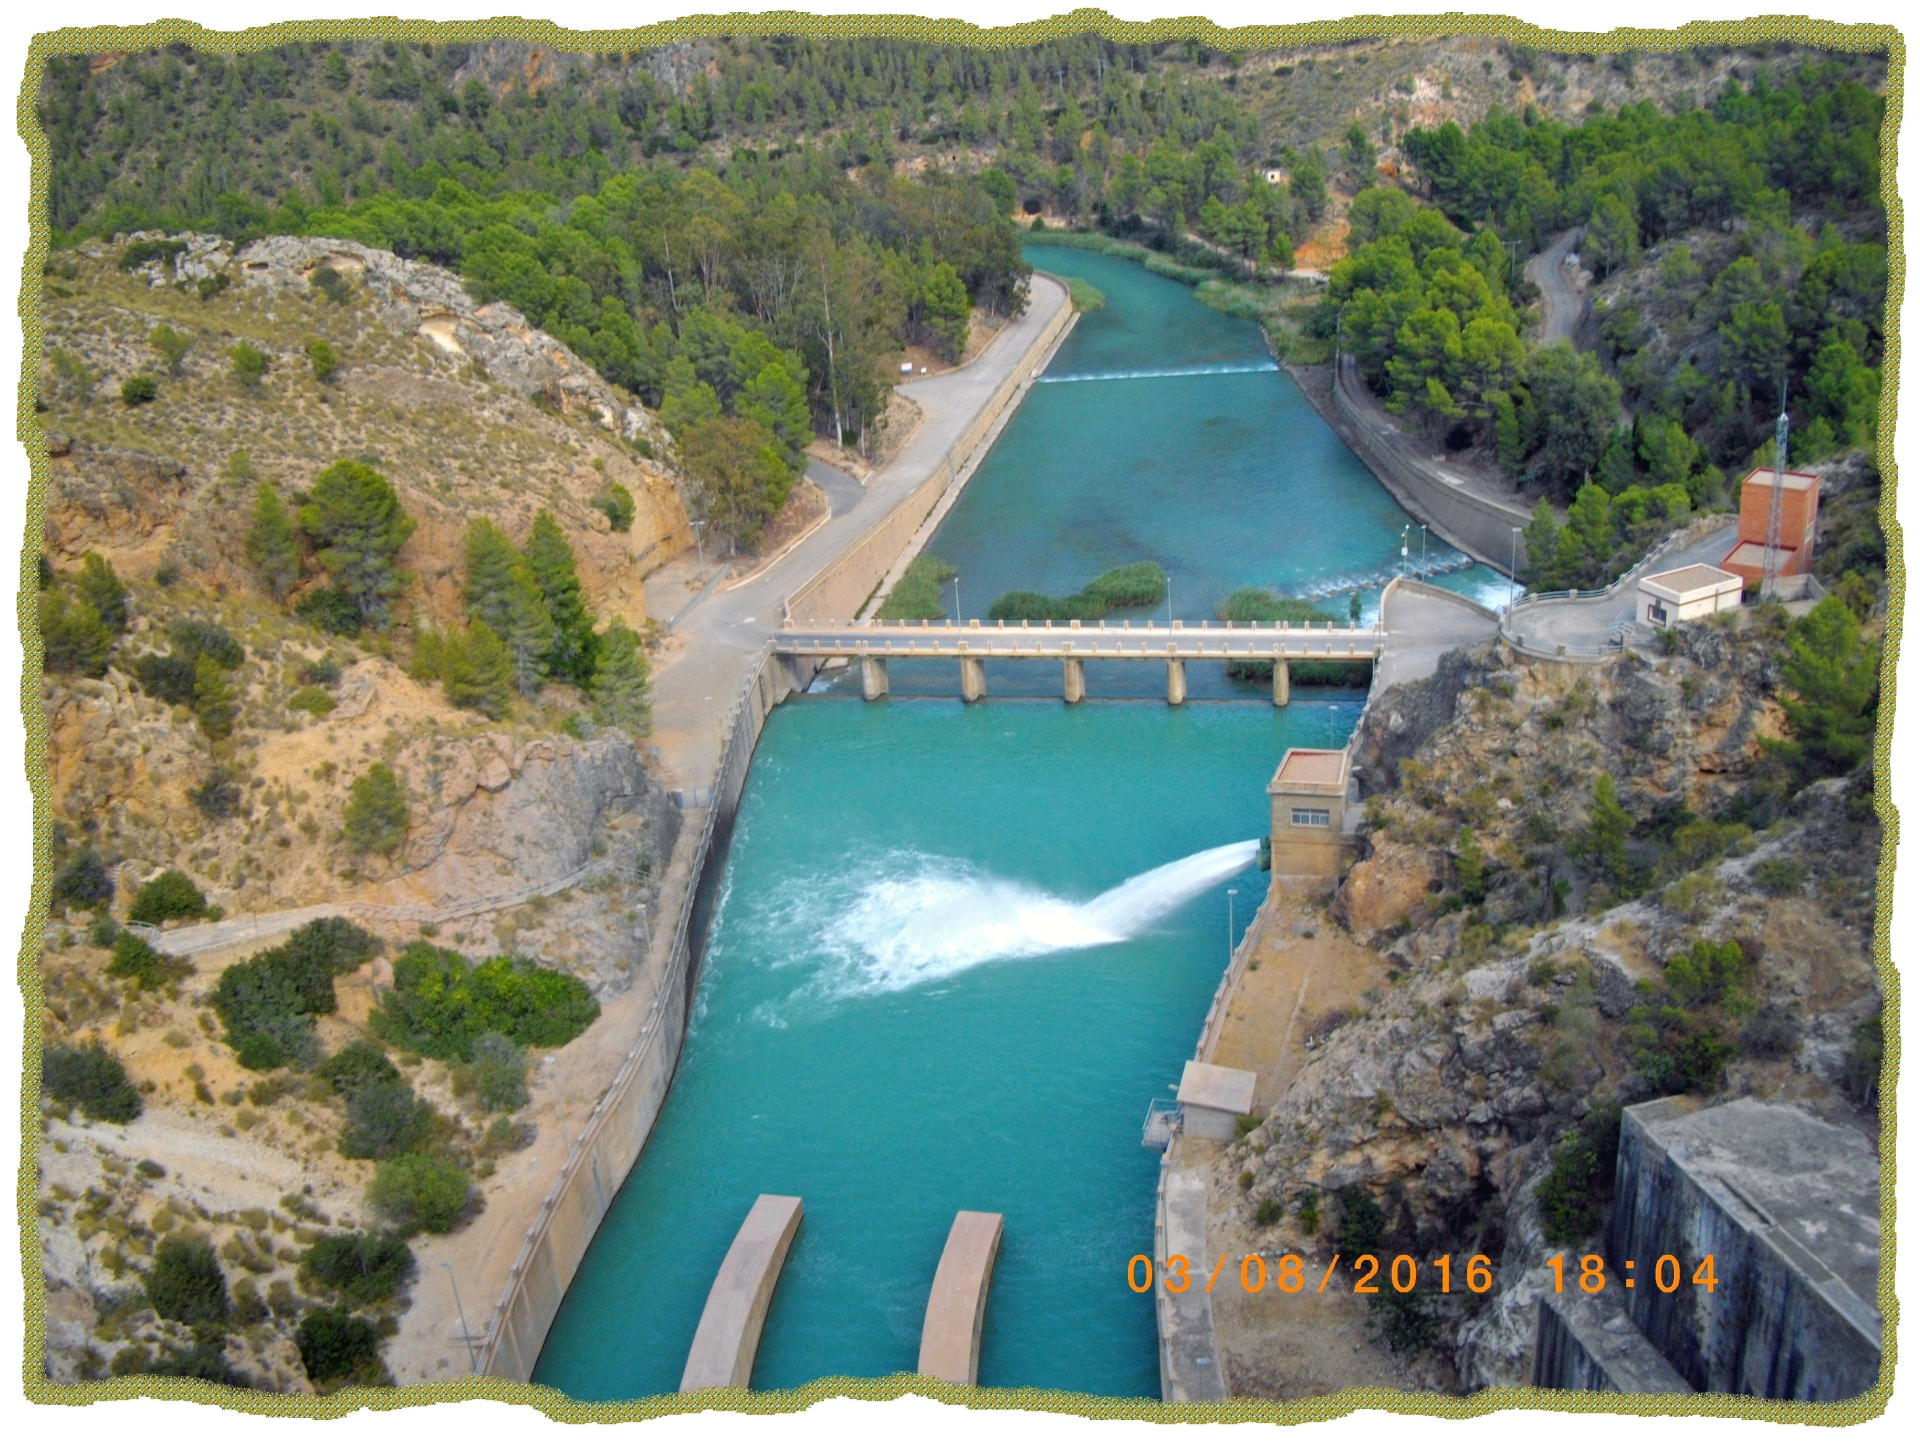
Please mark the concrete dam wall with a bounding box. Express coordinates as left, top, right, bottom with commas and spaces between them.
1535, 1095, 1881, 1401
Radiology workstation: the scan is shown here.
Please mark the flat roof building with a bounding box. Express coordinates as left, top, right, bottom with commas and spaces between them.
1637, 563, 1744, 627
1721, 467, 1821, 591
1267, 747, 1355, 895
1176, 1060, 1258, 1141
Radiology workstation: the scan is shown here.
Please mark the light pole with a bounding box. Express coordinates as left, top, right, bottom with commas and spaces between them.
1419, 525, 1428, 574
1400, 526, 1410, 578
952, 573, 961, 622
1508, 526, 1523, 611
1227, 888, 1238, 963
443, 1261, 478, 1374
692, 520, 707, 571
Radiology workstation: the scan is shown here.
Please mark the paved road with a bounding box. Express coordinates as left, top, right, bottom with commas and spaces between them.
1376, 582, 1502, 692
641, 275, 1071, 788
1504, 523, 1739, 654
1527, 228, 1587, 345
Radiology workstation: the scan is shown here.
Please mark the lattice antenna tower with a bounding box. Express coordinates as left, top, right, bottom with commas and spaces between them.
1760, 383, 1789, 599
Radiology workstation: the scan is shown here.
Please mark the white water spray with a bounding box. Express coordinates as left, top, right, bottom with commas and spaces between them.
807, 840, 1259, 997
1037, 360, 1278, 385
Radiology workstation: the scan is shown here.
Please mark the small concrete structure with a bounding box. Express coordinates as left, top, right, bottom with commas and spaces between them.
1721, 465, 1821, 591
917, 1211, 1004, 1386
1267, 747, 1354, 894
1608, 1097, 1880, 1399
680, 1194, 804, 1392
1176, 1060, 1257, 1141
1533, 1286, 1694, 1394
1637, 563, 1744, 628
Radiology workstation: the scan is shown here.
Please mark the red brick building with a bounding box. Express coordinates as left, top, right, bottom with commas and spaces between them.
1720, 466, 1821, 589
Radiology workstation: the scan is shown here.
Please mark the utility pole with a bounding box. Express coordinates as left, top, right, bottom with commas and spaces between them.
1419, 524, 1428, 574
1761, 382, 1790, 600
443, 1262, 478, 1374
953, 573, 962, 621
1227, 888, 1238, 965
1508, 525, 1523, 611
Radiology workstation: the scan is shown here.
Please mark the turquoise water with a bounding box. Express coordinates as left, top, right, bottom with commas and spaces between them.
535, 243, 1486, 1399
532, 697, 1361, 1399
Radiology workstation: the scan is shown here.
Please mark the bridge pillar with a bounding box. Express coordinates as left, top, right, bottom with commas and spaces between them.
1061, 657, 1085, 704
960, 656, 987, 703
1166, 659, 1187, 706
861, 656, 889, 702
1272, 659, 1290, 707
787, 655, 815, 696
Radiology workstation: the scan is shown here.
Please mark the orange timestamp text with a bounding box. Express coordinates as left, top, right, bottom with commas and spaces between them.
1127, 1251, 1720, 1296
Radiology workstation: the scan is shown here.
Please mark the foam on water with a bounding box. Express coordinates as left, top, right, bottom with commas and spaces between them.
790, 840, 1259, 998
1036, 360, 1279, 384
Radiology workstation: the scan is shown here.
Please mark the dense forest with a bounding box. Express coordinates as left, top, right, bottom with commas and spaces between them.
1316, 62, 1886, 590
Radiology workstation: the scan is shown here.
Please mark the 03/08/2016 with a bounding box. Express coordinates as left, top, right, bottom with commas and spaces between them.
1128, 1252, 1720, 1296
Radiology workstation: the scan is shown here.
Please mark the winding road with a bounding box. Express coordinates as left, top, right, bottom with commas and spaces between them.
1527, 228, 1587, 345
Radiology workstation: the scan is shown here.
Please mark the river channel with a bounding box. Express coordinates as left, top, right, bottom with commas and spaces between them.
532, 246, 1497, 1398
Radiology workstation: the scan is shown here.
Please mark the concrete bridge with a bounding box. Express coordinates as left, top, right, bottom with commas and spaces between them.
773, 617, 1383, 705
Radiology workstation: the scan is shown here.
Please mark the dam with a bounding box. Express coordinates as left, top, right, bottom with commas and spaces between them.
530, 244, 1505, 1397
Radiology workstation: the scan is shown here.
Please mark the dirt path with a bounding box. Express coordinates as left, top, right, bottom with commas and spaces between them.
1526, 228, 1587, 345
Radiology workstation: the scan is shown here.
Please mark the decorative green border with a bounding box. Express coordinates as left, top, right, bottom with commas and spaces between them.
12, 8, 1904, 1424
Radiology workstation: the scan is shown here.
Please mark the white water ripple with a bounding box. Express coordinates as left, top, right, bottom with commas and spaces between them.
1036, 360, 1278, 384
767, 840, 1259, 1000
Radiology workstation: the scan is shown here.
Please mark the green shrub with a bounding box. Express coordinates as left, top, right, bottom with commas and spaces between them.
1334, 1185, 1387, 1255
189, 766, 245, 819
107, 931, 190, 990
306, 338, 339, 382
295, 1305, 386, 1388
1065, 276, 1107, 312
343, 764, 410, 856
1082, 562, 1167, 609
134, 651, 199, 704
51, 845, 115, 911
146, 1234, 228, 1324
43, 1040, 142, 1122
316, 1040, 401, 1099
877, 553, 958, 621
168, 619, 245, 668
299, 656, 343, 687
1537, 1103, 1623, 1245
310, 265, 352, 304
1296, 1192, 1321, 1235
301, 1232, 415, 1304
212, 918, 374, 1070
367, 1153, 472, 1235
1753, 857, 1807, 895
986, 562, 1168, 623
129, 869, 207, 924
148, 323, 190, 375
231, 342, 269, 388
39, 589, 113, 676
591, 482, 636, 532
372, 943, 600, 1061
1663, 939, 1751, 1008
193, 654, 237, 740
339, 1080, 432, 1159
470, 1032, 529, 1112
1253, 1198, 1284, 1227
120, 374, 158, 405
295, 588, 364, 637
288, 685, 336, 717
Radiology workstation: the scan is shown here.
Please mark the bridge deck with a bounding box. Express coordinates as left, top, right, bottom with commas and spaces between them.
918, 1211, 1005, 1386
680, 1194, 804, 1392
776, 618, 1381, 661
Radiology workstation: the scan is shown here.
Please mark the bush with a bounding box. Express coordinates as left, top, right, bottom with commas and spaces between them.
366, 1154, 472, 1235
470, 1032, 529, 1112
288, 685, 336, 717
1334, 1185, 1386, 1255
146, 1234, 229, 1324
1253, 1197, 1284, 1227
296, 588, 364, 637
316, 1040, 401, 1099
212, 918, 376, 1070
120, 374, 158, 405
107, 931, 190, 990
231, 343, 269, 388
877, 553, 959, 620
372, 943, 600, 1061
168, 619, 245, 668
307, 338, 339, 382
591, 482, 635, 532
301, 1232, 415, 1304
342, 764, 410, 857
298, 656, 343, 687
1537, 1104, 1622, 1245
43, 1040, 143, 1122
39, 589, 113, 676
134, 651, 199, 705
189, 766, 245, 819
986, 562, 1166, 622
193, 655, 237, 740
129, 869, 207, 924
339, 1080, 432, 1160
1753, 857, 1807, 895
295, 1305, 386, 1388
52, 844, 115, 911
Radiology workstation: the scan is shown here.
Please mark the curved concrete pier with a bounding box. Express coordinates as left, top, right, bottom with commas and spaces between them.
918, 1211, 1004, 1386
680, 1194, 804, 1392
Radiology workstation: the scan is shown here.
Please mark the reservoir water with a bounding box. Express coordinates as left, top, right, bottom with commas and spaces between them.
534, 246, 1494, 1398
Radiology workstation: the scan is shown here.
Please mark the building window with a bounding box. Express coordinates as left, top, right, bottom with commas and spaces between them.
1291, 807, 1331, 828
1648, 602, 1668, 624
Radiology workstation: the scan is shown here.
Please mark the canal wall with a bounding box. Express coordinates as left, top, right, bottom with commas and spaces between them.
1285, 358, 1532, 573
785, 285, 1075, 625
477, 644, 793, 1380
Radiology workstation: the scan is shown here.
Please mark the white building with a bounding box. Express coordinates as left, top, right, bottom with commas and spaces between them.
1176, 1060, 1258, 1141
1637, 563, 1745, 627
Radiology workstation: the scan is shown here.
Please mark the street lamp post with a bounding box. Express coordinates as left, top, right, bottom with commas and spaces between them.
1419, 525, 1428, 574
953, 573, 962, 622
692, 520, 707, 571
1227, 888, 1238, 964
1508, 526, 1523, 611
443, 1261, 478, 1374
1400, 526, 1410, 578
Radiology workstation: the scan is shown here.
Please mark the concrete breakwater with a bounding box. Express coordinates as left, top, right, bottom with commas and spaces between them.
475, 279, 1078, 1381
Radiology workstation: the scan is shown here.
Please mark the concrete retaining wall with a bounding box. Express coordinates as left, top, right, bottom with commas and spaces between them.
786, 293, 1074, 625
477, 646, 793, 1380
1302, 356, 1532, 572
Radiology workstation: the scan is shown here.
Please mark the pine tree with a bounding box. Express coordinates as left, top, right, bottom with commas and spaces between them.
524, 510, 599, 687
463, 519, 553, 696
443, 622, 514, 720
591, 620, 652, 734
1775, 596, 1880, 780
39, 590, 112, 676
76, 552, 128, 633
1577, 774, 1632, 884
343, 764, 410, 857
299, 460, 416, 627
193, 654, 237, 739
246, 482, 301, 603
